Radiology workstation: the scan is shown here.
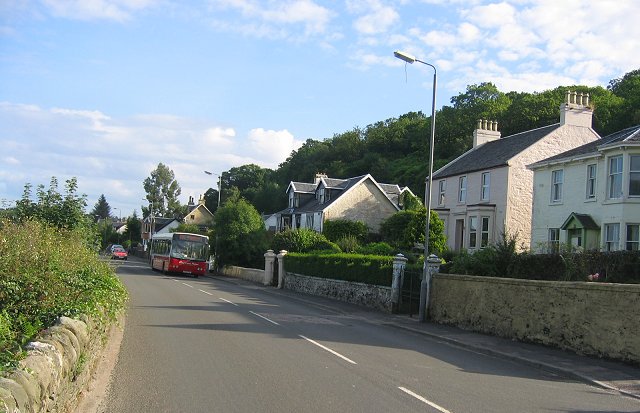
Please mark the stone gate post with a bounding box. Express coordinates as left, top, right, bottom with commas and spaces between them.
263, 250, 276, 286
276, 250, 288, 289
391, 254, 408, 313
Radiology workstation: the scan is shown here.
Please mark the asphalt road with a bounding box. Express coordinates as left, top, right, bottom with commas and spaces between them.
99, 258, 640, 413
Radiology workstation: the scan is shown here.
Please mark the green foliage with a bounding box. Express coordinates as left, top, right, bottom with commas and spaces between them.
90, 194, 111, 220
213, 197, 269, 268
284, 253, 394, 286
0, 219, 128, 372
272, 228, 336, 253
171, 223, 205, 235
123, 211, 141, 247
322, 219, 368, 243
143, 162, 182, 218
335, 235, 360, 253
356, 242, 396, 256
15, 177, 88, 231
379, 209, 446, 254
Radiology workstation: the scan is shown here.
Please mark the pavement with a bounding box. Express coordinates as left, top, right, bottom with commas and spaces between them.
210, 273, 640, 402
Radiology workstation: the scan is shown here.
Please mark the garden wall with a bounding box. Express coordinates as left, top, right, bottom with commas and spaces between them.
429, 274, 640, 364
220, 265, 266, 284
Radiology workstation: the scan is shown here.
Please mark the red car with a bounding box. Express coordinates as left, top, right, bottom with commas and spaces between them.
111, 247, 128, 260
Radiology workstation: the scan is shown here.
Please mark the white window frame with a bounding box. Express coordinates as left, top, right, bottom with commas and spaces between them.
630, 154, 640, 197
438, 180, 446, 206
551, 169, 563, 203
481, 216, 490, 248
548, 228, 560, 253
305, 214, 314, 229
458, 176, 467, 203
626, 224, 639, 251
481, 172, 490, 201
586, 164, 597, 199
604, 223, 620, 251
468, 216, 478, 249
608, 156, 623, 199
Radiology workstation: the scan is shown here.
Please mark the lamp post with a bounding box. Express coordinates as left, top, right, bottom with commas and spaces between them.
394, 50, 437, 322
204, 171, 223, 272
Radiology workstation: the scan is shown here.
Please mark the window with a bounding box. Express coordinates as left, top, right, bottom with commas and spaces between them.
608, 156, 623, 199
469, 216, 478, 248
288, 192, 295, 208
305, 214, 314, 229
481, 217, 490, 247
551, 169, 563, 202
627, 224, 639, 251
318, 188, 326, 204
548, 228, 560, 253
438, 180, 446, 206
458, 176, 467, 203
630, 155, 640, 196
481, 172, 490, 201
604, 223, 620, 251
586, 164, 597, 199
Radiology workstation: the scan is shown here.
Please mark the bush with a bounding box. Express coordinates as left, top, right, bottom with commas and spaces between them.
356, 242, 396, 256
335, 235, 360, 253
272, 228, 335, 253
284, 253, 393, 286
323, 219, 368, 243
0, 219, 128, 372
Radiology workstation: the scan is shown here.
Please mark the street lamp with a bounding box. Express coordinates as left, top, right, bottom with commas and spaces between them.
394, 50, 437, 322
114, 207, 121, 243
203, 171, 222, 209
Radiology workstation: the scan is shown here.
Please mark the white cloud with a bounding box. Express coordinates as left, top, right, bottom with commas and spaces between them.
353, 6, 399, 35
245, 128, 303, 168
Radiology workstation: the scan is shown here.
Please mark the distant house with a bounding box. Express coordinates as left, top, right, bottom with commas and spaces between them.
183, 195, 214, 231
430, 91, 599, 251
528, 124, 640, 252
141, 216, 180, 250
273, 173, 414, 233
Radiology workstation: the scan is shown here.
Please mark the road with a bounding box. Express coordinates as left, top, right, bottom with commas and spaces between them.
98, 258, 640, 413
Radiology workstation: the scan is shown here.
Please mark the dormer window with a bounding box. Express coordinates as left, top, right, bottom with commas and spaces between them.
288, 192, 300, 208
318, 188, 326, 204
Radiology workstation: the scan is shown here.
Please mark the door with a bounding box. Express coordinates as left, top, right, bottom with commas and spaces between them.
455, 219, 465, 251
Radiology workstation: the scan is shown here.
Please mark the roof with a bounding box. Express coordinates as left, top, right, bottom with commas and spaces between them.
288, 182, 317, 193
530, 124, 640, 168
433, 124, 561, 179
561, 212, 600, 230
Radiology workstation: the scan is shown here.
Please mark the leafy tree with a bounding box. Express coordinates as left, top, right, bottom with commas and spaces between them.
90, 194, 111, 221
380, 209, 446, 255
171, 223, 205, 235
14, 177, 88, 230
123, 210, 142, 247
143, 162, 182, 218
212, 195, 269, 268
322, 219, 369, 243
203, 187, 220, 215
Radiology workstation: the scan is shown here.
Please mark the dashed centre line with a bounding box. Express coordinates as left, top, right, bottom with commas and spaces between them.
198, 289, 213, 296
219, 297, 238, 306
250, 311, 280, 325
299, 335, 357, 365
398, 387, 453, 413
181, 282, 194, 288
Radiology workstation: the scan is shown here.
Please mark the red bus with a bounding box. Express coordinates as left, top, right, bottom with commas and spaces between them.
149, 232, 210, 277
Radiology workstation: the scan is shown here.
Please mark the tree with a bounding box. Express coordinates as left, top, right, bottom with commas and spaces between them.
143, 163, 182, 218
14, 177, 88, 230
123, 211, 142, 248
212, 195, 269, 268
380, 209, 446, 254
90, 194, 111, 221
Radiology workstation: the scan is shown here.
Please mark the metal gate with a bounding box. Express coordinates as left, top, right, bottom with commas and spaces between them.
399, 268, 422, 316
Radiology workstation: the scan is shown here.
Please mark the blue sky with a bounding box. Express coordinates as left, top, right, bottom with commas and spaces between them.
1, 0, 639, 217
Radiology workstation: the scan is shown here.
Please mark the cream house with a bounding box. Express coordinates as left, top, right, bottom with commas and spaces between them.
274, 173, 414, 233
431, 91, 599, 251
529, 124, 640, 252
184, 195, 214, 230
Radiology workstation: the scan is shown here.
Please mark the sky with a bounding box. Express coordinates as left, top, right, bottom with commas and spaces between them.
1, 0, 639, 217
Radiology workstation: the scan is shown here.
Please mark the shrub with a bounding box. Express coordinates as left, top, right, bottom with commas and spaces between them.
323, 219, 369, 243
356, 242, 396, 256
335, 235, 360, 253
284, 253, 393, 286
272, 228, 334, 253
379, 210, 446, 254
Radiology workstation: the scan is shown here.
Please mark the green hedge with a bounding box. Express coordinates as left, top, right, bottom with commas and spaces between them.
284, 253, 394, 286
0, 219, 128, 373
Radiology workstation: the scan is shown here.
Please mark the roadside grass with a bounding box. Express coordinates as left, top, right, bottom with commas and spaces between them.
0, 219, 128, 374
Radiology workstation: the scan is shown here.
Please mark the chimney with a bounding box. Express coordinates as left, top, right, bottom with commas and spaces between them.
314, 173, 327, 184
473, 119, 501, 147
560, 90, 593, 127
198, 195, 205, 205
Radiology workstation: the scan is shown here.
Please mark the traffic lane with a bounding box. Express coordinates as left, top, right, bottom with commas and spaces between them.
106, 265, 437, 413
186, 275, 640, 413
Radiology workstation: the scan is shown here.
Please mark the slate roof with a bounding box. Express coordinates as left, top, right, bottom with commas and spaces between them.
530, 124, 640, 167
561, 212, 600, 230
432, 124, 561, 179
290, 182, 317, 193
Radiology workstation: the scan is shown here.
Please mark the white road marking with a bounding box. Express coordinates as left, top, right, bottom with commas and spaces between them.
219, 297, 238, 306
398, 387, 453, 413
181, 282, 193, 288
198, 289, 213, 296
299, 335, 357, 365
250, 311, 280, 325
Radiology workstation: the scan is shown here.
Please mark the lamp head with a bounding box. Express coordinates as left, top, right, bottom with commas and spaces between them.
204, 170, 212, 175
394, 50, 416, 64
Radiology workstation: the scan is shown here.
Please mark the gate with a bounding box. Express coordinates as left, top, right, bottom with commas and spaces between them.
399, 268, 422, 316
271, 257, 279, 287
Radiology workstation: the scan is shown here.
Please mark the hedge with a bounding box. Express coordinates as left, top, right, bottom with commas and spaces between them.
284, 253, 394, 286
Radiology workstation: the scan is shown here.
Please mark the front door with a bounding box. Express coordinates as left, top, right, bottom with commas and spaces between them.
455, 219, 465, 251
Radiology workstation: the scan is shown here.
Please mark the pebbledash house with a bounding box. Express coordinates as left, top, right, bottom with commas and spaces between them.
273, 173, 415, 234
429, 91, 599, 252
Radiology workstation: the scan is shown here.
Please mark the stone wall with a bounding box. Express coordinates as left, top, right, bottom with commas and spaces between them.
429, 274, 640, 364
0, 314, 115, 412
284, 272, 392, 312
220, 265, 266, 284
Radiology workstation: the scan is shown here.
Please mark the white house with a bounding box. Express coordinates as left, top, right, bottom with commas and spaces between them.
431, 91, 599, 251
528, 124, 640, 252
273, 173, 414, 233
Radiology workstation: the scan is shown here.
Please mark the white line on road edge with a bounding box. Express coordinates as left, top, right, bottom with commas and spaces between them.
299, 335, 357, 365
181, 282, 194, 288
249, 311, 280, 325
219, 297, 238, 306
398, 387, 453, 413
198, 289, 213, 296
